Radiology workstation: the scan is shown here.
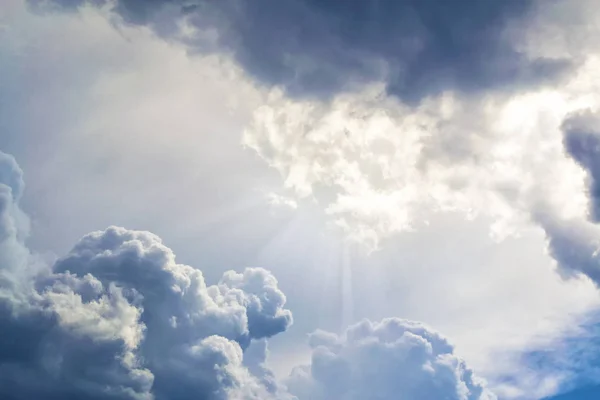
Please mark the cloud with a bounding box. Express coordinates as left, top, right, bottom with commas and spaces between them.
531, 110, 600, 290
53, 227, 292, 346
243, 339, 286, 395
241, 83, 595, 251
32, 0, 568, 103
0, 150, 34, 295
0, 151, 24, 200
7, 1, 600, 398
229, 0, 600, 255
0, 144, 499, 400
266, 193, 298, 210
537, 211, 600, 285
0, 146, 501, 399
0, 149, 294, 399
562, 111, 600, 222
286, 318, 496, 400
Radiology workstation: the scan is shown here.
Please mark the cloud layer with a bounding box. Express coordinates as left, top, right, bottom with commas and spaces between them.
9, 0, 600, 398
33, 0, 568, 103
0, 147, 496, 399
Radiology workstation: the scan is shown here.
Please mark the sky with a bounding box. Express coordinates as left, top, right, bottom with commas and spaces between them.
3, 0, 600, 399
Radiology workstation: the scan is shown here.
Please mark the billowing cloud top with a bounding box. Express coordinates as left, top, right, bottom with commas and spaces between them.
31, 0, 567, 103
0, 141, 494, 399
0, 149, 294, 399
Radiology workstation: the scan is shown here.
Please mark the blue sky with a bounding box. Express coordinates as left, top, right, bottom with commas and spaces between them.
2, 0, 600, 399
546, 385, 600, 400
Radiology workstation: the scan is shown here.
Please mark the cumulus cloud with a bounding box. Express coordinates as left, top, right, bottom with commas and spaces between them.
243, 339, 284, 395
32, 0, 568, 103
0, 151, 35, 298
287, 318, 496, 400
225, 9, 600, 394
0, 147, 498, 399
0, 150, 294, 399
0, 145, 508, 400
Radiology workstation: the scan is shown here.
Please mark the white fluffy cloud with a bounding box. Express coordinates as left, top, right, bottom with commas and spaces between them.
287, 318, 496, 400
0, 149, 295, 399
0, 147, 497, 399
242, 70, 599, 251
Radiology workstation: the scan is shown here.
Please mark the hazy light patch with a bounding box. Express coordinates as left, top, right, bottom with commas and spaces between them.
0, 0, 286, 261
266, 193, 298, 210
243, 55, 600, 253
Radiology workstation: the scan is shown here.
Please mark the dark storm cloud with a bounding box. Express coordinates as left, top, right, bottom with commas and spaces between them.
31, 0, 569, 103
562, 111, 600, 222
531, 112, 600, 290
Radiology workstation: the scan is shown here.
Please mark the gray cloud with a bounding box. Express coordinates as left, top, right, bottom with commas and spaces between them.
243, 339, 283, 395
562, 111, 600, 222
533, 112, 600, 289
286, 318, 496, 400
30, 0, 569, 103
2, 2, 596, 396
537, 213, 600, 287
0, 149, 293, 399
53, 227, 293, 347
0, 152, 24, 201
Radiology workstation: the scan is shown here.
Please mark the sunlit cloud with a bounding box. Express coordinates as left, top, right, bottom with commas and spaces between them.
6, 0, 600, 399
